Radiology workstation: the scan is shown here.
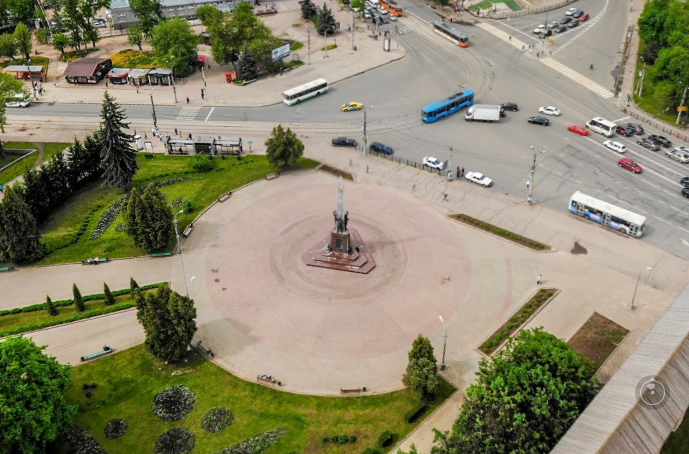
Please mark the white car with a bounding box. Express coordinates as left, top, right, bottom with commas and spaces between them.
566, 7, 577, 15
388, 14, 397, 21
5, 93, 30, 108
423, 156, 444, 170
533, 24, 546, 34
538, 106, 561, 116
676, 146, 689, 154
465, 171, 493, 187
603, 140, 627, 154
666, 149, 689, 164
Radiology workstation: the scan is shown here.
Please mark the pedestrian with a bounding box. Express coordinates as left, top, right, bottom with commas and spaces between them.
536, 274, 542, 285
201, 88, 205, 100
412, 183, 416, 192
188, 133, 192, 140
186, 97, 190, 104
456, 166, 460, 178
349, 159, 352, 166
175, 128, 178, 135
53, 81, 56, 87
522, 45, 525, 50
208, 64, 211, 70
144, 133, 147, 140
366, 165, 369, 173
447, 170, 452, 180
509, 35, 512, 41
105, 81, 108, 88
133, 129, 137, 135
443, 193, 448, 202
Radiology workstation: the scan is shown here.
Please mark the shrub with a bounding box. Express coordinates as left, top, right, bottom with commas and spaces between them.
338, 434, 348, 443
183, 198, 193, 213
155, 427, 195, 454
103, 283, 116, 306
152, 385, 197, 421
104, 418, 128, 439
322, 437, 329, 443
377, 430, 394, 447
362, 449, 381, 454
192, 154, 216, 173
349, 435, 357, 443
66, 424, 107, 454
201, 407, 234, 432
404, 402, 428, 423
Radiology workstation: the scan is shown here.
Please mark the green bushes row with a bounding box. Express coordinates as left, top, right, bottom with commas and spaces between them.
0, 282, 165, 316
377, 430, 394, 447
322, 434, 356, 444
44, 205, 101, 254
404, 402, 428, 423
451, 214, 549, 250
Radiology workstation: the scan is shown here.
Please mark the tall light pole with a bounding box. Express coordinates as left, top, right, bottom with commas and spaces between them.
629, 267, 653, 310
527, 145, 546, 205
173, 210, 183, 254
439, 315, 447, 371
677, 84, 688, 125
173, 210, 191, 296
638, 57, 647, 98
150, 94, 158, 130
363, 109, 368, 156
449, 146, 454, 175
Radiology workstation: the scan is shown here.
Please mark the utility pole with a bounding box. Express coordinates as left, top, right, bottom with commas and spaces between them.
449, 146, 453, 173
363, 110, 368, 156
351, 13, 356, 50
638, 58, 647, 97
677, 84, 688, 125
439, 315, 447, 371
324, 29, 329, 58
307, 27, 311, 65
150, 94, 157, 130
527, 146, 545, 205
395, 24, 399, 51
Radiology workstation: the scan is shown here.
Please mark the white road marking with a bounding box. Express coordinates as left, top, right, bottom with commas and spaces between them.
539, 58, 614, 98
205, 107, 214, 122
176, 107, 201, 121
475, 22, 527, 50
653, 215, 672, 225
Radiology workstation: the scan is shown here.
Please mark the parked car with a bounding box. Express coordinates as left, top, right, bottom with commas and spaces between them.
554, 25, 567, 33
637, 138, 660, 151
665, 149, 689, 163
615, 125, 634, 137
331, 137, 357, 147
579, 12, 589, 21
572, 10, 584, 18
683, 188, 689, 198
369, 141, 393, 154
676, 146, 689, 154
567, 125, 590, 136
465, 171, 493, 187
5, 93, 30, 108
501, 102, 519, 112
604, 140, 627, 153
567, 20, 580, 28
681, 176, 689, 187
422, 156, 444, 170
565, 7, 577, 15
618, 158, 643, 173
561, 16, 573, 24
342, 101, 363, 112
538, 29, 553, 37
539, 106, 561, 116
649, 134, 672, 147
628, 123, 645, 134
528, 116, 550, 126
533, 24, 546, 34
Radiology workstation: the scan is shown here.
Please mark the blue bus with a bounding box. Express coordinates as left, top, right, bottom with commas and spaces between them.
421, 88, 475, 123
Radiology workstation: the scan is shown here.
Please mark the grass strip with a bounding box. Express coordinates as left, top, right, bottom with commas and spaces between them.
451, 213, 550, 250
479, 288, 556, 355
61, 345, 455, 454
318, 164, 354, 181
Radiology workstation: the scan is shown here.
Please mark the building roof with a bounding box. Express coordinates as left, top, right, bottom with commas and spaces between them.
107, 68, 130, 77
148, 68, 172, 76
64, 58, 111, 78
128, 68, 150, 77
4, 65, 45, 73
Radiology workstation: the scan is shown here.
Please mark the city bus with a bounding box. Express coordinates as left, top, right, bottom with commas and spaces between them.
585, 117, 616, 137
568, 191, 646, 237
421, 88, 475, 123
282, 79, 329, 106
432, 21, 469, 47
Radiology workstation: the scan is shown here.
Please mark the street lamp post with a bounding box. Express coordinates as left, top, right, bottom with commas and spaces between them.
527, 145, 546, 205
439, 315, 447, 371
173, 210, 191, 296
629, 266, 653, 310
677, 84, 688, 125
638, 57, 647, 98
150, 94, 158, 129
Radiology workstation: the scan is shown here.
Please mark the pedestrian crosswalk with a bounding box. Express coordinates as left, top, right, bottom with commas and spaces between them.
539, 58, 614, 99
176, 107, 200, 121
475, 22, 527, 51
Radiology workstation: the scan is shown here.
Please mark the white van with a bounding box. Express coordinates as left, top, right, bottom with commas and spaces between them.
603, 140, 627, 154
5, 93, 31, 108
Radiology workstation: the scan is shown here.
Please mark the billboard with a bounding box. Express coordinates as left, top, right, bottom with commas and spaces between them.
271, 43, 291, 62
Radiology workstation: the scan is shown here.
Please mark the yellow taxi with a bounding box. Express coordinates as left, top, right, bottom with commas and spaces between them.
341, 101, 363, 112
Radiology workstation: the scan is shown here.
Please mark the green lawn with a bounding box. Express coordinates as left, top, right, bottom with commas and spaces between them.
662, 408, 689, 454
37, 154, 319, 265
469, 0, 521, 12
61, 345, 455, 454
0, 142, 70, 185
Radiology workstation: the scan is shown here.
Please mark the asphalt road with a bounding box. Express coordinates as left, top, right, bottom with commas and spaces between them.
9, 0, 689, 259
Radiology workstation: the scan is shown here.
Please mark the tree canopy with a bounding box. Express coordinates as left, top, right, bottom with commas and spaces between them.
123, 185, 174, 252
402, 335, 439, 401
430, 328, 599, 454
150, 17, 199, 77
129, 0, 165, 37
98, 92, 138, 189
0, 185, 44, 263
0, 336, 76, 453
0, 71, 27, 132
13, 22, 32, 60
265, 124, 304, 170
316, 3, 336, 35
136, 286, 198, 362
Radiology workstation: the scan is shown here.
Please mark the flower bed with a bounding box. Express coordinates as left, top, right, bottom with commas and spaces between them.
450, 213, 550, 251
318, 164, 354, 181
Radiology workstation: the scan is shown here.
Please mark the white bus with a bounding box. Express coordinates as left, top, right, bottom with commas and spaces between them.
568, 191, 646, 238
585, 117, 616, 137
282, 78, 329, 106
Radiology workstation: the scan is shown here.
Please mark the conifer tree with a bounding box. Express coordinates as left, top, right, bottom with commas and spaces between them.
104, 283, 116, 306
130, 277, 140, 293
73, 284, 85, 312
237, 46, 258, 81
299, 0, 317, 19
46, 295, 58, 316
316, 3, 336, 35
124, 186, 173, 252
98, 92, 138, 190
0, 186, 44, 263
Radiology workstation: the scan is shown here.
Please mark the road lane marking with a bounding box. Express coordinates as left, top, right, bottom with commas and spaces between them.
475, 22, 527, 50
653, 215, 672, 225
205, 107, 214, 122
539, 58, 614, 98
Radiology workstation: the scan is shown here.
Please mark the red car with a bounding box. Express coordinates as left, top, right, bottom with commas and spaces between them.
618, 158, 643, 174
567, 125, 590, 136
579, 13, 589, 21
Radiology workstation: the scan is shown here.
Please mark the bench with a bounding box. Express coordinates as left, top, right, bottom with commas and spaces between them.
183, 225, 193, 238
341, 387, 367, 394
80, 345, 113, 362
81, 257, 109, 265
257, 375, 281, 386
0, 265, 15, 272
218, 192, 232, 202
265, 172, 279, 180
151, 252, 173, 258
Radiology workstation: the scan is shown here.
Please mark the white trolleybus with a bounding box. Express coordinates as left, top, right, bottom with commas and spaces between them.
568, 191, 646, 238
282, 78, 329, 106
585, 117, 616, 137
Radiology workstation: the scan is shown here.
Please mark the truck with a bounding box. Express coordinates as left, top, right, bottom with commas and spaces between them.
464, 104, 502, 122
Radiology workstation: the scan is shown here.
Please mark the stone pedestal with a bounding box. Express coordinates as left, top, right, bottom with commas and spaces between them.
302, 228, 376, 274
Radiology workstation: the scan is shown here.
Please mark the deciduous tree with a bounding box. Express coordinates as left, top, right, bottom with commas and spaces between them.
52, 33, 70, 58
129, 0, 165, 38
0, 71, 26, 132
150, 17, 199, 77
0, 337, 76, 453
196, 4, 225, 26
136, 285, 197, 362
73, 283, 85, 312
0, 185, 44, 263
265, 124, 304, 170
431, 328, 599, 454
0, 33, 18, 60
13, 22, 32, 61
127, 26, 144, 51
403, 357, 439, 401
98, 92, 138, 189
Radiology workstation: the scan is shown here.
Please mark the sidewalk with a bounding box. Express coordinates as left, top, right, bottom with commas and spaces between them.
30, 0, 405, 108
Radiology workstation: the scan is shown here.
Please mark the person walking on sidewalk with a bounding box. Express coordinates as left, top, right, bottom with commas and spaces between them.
186, 97, 190, 104
456, 166, 460, 178
537, 274, 542, 285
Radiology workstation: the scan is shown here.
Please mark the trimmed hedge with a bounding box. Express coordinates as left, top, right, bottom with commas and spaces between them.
404, 402, 428, 423
377, 430, 394, 448
451, 213, 549, 250
0, 282, 164, 316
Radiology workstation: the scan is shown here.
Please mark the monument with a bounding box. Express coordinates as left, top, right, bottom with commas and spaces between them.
302, 177, 376, 273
